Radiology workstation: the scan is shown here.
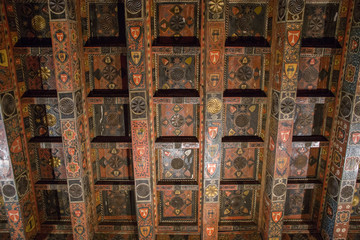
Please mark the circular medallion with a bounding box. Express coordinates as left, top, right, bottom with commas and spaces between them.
136, 183, 150, 198
293, 155, 307, 169
102, 65, 118, 81
49, 0, 66, 14
170, 68, 185, 81
169, 15, 186, 32
46, 114, 57, 127
288, 0, 304, 15
309, 16, 324, 38
2, 184, 16, 198
280, 97, 295, 114
99, 14, 117, 36
126, 0, 142, 14
108, 155, 125, 169
170, 196, 184, 208
303, 66, 318, 83
69, 184, 83, 198
230, 196, 243, 209
1, 93, 16, 117
31, 15, 46, 32
233, 157, 247, 170
341, 185, 353, 199
236, 65, 253, 82
59, 97, 74, 115
106, 112, 119, 127
340, 96, 352, 118
234, 114, 249, 128
273, 183, 286, 197
171, 158, 184, 170
207, 98, 222, 114
17, 175, 29, 197
130, 96, 146, 115
237, 15, 252, 35
170, 114, 185, 128
209, 0, 224, 14
328, 176, 339, 197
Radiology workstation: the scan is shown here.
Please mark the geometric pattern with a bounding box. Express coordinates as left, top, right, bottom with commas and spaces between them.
96, 148, 133, 180
225, 55, 262, 90
158, 189, 197, 223
222, 148, 259, 180
158, 149, 196, 181
220, 189, 255, 222
157, 104, 197, 137
224, 104, 261, 136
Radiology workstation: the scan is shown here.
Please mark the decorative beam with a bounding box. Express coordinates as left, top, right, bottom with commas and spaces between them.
48, 0, 93, 239
124, 0, 155, 239
261, 0, 304, 239
0, 1, 40, 239
202, 0, 226, 239
321, 0, 360, 239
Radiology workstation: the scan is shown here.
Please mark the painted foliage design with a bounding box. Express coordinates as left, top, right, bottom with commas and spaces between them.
298, 57, 331, 90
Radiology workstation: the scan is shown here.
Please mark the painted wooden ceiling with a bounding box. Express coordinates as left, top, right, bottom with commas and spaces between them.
0, 0, 360, 240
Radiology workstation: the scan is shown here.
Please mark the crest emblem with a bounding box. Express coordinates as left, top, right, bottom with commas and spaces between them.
209, 145, 219, 158
277, 157, 287, 173
25, 215, 35, 233
133, 74, 142, 86
210, 50, 220, 64
139, 208, 149, 219
74, 209, 82, 217
269, 136, 275, 151
58, 52, 67, 63
280, 130, 290, 143
272, 211, 282, 223
208, 126, 218, 139
136, 146, 146, 156
56, 32, 64, 42
287, 30, 300, 46
131, 51, 142, 65
136, 128, 145, 141
8, 210, 19, 223
210, 74, 220, 87
352, 132, 360, 144
0, 49, 8, 67
285, 63, 297, 79
140, 226, 151, 237
207, 163, 217, 176
10, 136, 22, 154
211, 28, 220, 42
338, 211, 350, 222
130, 26, 141, 40
206, 227, 215, 236
60, 73, 68, 83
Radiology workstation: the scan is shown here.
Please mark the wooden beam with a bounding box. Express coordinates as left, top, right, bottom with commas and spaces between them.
0, 1, 40, 239
320, 0, 360, 239
261, 1, 305, 239
125, 0, 155, 239
48, 0, 93, 238
202, 1, 225, 239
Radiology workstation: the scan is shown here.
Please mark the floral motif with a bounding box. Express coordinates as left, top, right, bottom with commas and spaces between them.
209, 0, 224, 13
